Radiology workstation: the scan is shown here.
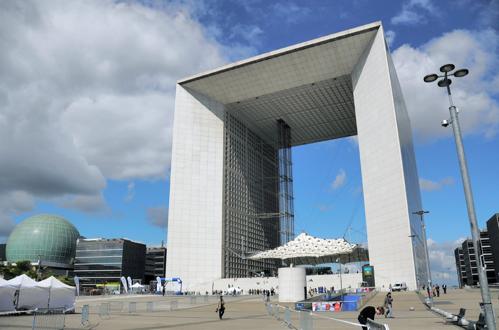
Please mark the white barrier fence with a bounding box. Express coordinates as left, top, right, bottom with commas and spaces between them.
265, 302, 389, 330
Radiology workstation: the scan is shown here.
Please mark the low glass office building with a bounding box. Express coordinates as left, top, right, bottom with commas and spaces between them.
6, 214, 80, 269
74, 238, 146, 290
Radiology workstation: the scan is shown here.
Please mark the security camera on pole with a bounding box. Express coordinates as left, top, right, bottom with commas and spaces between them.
424, 64, 496, 330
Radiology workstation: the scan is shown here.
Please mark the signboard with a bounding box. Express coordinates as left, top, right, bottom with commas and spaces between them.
311, 301, 342, 312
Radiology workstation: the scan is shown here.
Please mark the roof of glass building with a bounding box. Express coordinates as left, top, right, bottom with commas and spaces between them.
6, 214, 80, 267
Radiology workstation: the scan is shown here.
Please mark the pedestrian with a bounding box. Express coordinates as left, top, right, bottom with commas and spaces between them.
432, 285, 437, 298
266, 290, 270, 303
357, 306, 385, 330
216, 296, 225, 320
436, 285, 440, 297
162, 283, 166, 296
384, 292, 394, 318
443, 284, 447, 294
389, 284, 392, 292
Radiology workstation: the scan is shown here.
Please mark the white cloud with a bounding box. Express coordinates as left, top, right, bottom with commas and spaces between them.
272, 2, 311, 24
419, 177, 454, 191
427, 237, 466, 285
124, 182, 135, 203
331, 169, 347, 190
391, 0, 439, 25
385, 30, 396, 47
0, 0, 237, 235
58, 193, 109, 214
147, 206, 168, 228
393, 29, 499, 141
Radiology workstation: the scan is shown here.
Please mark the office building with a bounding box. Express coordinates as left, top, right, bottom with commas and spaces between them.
166, 22, 426, 290
486, 214, 499, 282
455, 230, 497, 287
0, 243, 6, 262
145, 246, 167, 283
74, 238, 146, 288
454, 247, 467, 288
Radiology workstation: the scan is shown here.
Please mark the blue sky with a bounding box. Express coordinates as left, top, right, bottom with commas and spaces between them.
1, 0, 498, 284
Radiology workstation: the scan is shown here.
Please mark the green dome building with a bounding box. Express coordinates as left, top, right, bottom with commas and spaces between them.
6, 214, 80, 269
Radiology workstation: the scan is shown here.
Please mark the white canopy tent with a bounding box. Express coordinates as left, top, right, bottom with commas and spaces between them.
8, 274, 49, 310
38, 276, 76, 309
0, 277, 17, 312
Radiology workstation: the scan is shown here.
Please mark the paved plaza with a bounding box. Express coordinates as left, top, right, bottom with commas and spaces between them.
1, 289, 498, 329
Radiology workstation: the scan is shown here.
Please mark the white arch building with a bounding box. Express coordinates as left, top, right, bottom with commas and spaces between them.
166, 22, 427, 291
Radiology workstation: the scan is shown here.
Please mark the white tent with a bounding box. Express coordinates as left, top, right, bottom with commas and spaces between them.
37, 277, 76, 309
130, 283, 144, 288
0, 278, 17, 312
7, 274, 49, 310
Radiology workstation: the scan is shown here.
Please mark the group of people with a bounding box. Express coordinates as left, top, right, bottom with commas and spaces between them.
423, 284, 447, 297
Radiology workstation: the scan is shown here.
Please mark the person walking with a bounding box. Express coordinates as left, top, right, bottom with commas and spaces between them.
162, 283, 166, 297
357, 306, 384, 330
436, 285, 440, 297
384, 292, 394, 318
443, 284, 447, 294
216, 296, 226, 320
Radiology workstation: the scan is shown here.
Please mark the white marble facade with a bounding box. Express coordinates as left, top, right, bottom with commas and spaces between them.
166, 22, 426, 291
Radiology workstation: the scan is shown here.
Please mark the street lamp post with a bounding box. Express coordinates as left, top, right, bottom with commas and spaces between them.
412, 210, 432, 306
336, 258, 343, 294
424, 64, 496, 330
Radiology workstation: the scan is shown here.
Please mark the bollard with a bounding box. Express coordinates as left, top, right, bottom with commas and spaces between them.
147, 301, 154, 312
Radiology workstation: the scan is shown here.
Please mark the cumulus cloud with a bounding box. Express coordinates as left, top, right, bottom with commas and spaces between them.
391, 0, 439, 25
427, 237, 466, 285
272, 2, 311, 24
147, 206, 169, 228
331, 169, 347, 190
385, 30, 396, 47
0, 0, 237, 235
419, 177, 454, 191
393, 29, 499, 141
58, 193, 109, 214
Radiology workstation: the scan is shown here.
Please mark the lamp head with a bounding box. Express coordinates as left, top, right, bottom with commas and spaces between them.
440, 64, 455, 73
423, 74, 438, 83
454, 68, 469, 77
437, 78, 452, 87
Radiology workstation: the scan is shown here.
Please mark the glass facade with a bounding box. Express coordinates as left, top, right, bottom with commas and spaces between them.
74, 238, 146, 286
6, 214, 80, 267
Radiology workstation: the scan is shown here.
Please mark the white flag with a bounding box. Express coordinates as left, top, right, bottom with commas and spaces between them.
73, 276, 80, 296
127, 276, 132, 290
121, 276, 128, 293
156, 276, 162, 293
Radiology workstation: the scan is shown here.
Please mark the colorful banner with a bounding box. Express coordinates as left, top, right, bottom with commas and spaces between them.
312, 301, 342, 312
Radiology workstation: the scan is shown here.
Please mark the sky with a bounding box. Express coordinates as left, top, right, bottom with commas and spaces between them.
0, 0, 498, 285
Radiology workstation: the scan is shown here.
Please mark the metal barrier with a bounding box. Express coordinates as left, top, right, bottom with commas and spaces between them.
146, 301, 154, 312
99, 302, 110, 319
273, 304, 280, 319
110, 301, 123, 312
128, 302, 136, 313
283, 307, 292, 327
366, 319, 390, 330
204, 295, 209, 303
32, 308, 65, 330
299, 310, 313, 330
190, 296, 197, 304
81, 304, 90, 326
170, 300, 178, 311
